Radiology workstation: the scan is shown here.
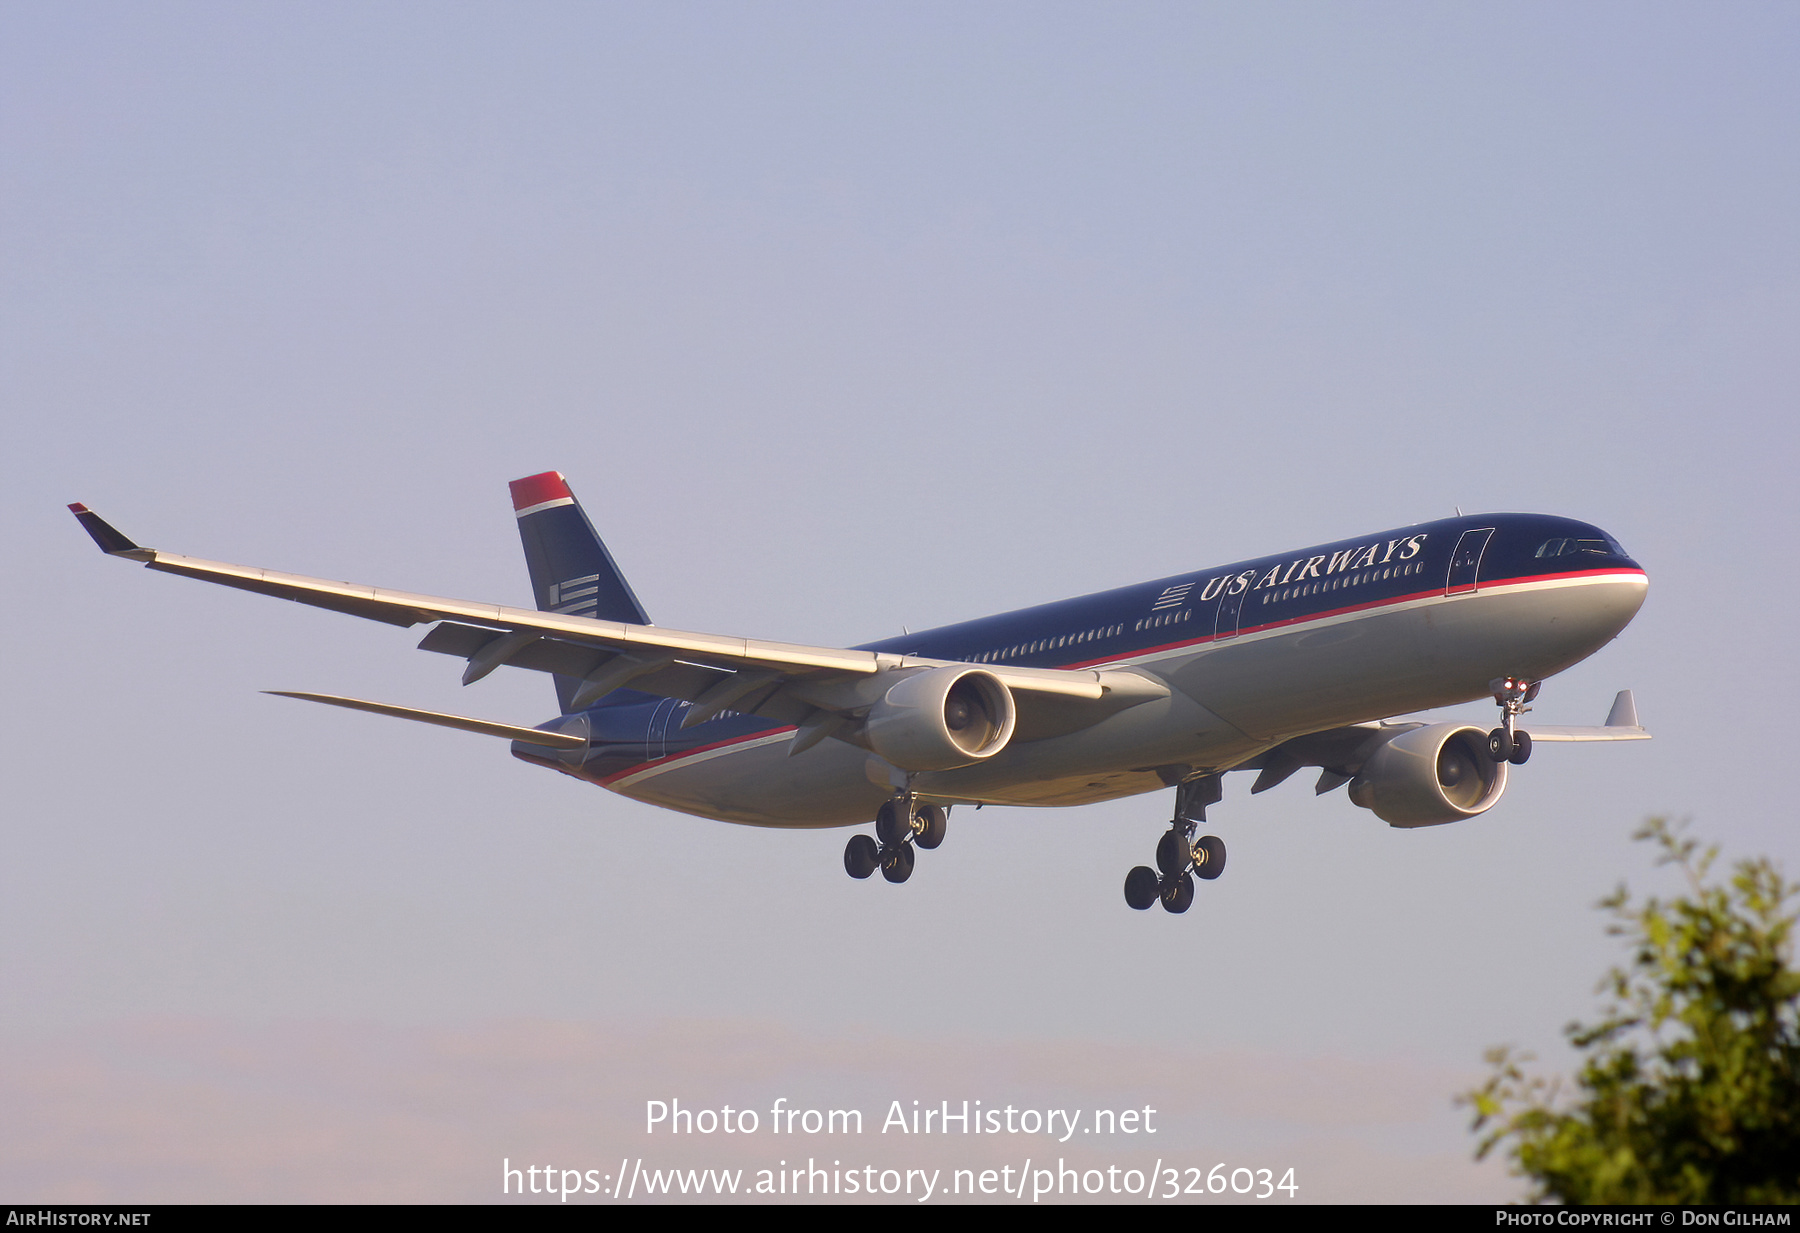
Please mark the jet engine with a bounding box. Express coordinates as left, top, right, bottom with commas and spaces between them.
864, 666, 1017, 772
1347, 723, 1507, 828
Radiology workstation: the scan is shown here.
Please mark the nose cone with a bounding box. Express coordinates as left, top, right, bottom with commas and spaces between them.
1455, 516, 1648, 686
1517, 518, 1648, 673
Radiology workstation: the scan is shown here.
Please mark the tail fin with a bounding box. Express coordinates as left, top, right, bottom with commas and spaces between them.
510, 471, 650, 713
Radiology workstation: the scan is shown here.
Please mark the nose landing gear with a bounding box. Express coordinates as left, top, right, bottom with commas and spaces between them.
1125, 774, 1227, 914
844, 795, 948, 886
1487, 676, 1538, 765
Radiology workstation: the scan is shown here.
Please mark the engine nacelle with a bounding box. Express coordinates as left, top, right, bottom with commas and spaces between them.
865, 666, 1017, 772
1347, 723, 1507, 828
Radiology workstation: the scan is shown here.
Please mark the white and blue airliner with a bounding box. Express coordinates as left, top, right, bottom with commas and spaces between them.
72, 471, 1648, 913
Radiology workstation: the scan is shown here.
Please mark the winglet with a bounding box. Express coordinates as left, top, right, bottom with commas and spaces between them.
1605, 689, 1639, 729
68, 504, 155, 561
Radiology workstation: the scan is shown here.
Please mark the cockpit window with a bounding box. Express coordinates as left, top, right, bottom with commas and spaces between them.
1535, 537, 1625, 559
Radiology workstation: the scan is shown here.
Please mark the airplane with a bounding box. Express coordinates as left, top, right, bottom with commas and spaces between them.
69, 472, 1650, 913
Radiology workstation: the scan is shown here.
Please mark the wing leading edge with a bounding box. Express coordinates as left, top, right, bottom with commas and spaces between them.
69, 503, 1167, 745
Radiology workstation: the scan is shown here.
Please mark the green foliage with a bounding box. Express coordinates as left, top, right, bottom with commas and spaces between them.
1464, 818, 1800, 1204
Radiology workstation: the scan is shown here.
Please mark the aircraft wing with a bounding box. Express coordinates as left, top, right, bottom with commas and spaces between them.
70, 505, 1167, 738
1524, 690, 1650, 741
1236, 723, 1392, 795
1236, 689, 1650, 796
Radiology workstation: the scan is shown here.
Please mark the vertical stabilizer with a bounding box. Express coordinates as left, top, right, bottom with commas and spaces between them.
510, 471, 651, 712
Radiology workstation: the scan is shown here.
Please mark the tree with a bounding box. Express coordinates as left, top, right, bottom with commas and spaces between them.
1464, 817, 1800, 1204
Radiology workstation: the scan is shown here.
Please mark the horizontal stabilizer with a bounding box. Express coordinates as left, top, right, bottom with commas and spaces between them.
264, 691, 586, 748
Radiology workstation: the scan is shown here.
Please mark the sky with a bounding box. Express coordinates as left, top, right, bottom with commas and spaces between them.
3, 1, 1797, 1204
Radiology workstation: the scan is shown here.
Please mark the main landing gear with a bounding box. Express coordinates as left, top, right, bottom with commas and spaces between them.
844, 796, 947, 885
1125, 774, 1227, 914
1487, 676, 1538, 765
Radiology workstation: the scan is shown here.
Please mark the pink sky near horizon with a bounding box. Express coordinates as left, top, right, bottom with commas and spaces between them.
2, 1016, 1516, 1203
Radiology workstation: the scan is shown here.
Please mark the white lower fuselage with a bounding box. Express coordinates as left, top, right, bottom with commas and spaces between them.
597, 568, 1648, 829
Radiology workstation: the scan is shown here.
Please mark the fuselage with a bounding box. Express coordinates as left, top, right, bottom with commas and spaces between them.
521, 513, 1646, 827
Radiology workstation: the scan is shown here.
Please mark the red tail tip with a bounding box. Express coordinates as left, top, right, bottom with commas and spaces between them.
509, 472, 572, 512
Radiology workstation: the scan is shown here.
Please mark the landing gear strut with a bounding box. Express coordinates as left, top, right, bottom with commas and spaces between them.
1125, 774, 1227, 914
844, 794, 948, 886
1487, 676, 1538, 765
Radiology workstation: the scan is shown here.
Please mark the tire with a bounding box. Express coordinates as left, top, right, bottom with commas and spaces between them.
880, 842, 915, 884
875, 800, 909, 846
914, 804, 947, 850
1487, 728, 1513, 763
1124, 866, 1159, 910
1156, 829, 1191, 875
1160, 871, 1195, 914
844, 834, 879, 879
1193, 834, 1227, 880
1508, 729, 1533, 765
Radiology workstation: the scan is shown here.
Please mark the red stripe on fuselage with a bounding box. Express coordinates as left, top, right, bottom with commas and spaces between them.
1062, 566, 1644, 667
594, 566, 1645, 788
598, 726, 798, 787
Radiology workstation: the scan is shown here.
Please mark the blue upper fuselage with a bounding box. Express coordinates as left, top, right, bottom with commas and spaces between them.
557, 513, 1642, 782
856, 512, 1639, 667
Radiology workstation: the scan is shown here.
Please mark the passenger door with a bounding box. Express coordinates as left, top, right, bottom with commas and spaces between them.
1446, 528, 1495, 595
1214, 569, 1257, 640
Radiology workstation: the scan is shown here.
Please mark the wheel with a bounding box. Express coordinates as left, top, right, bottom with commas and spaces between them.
1124, 866, 1159, 910
1193, 834, 1227, 880
880, 842, 915, 884
875, 799, 910, 846
1160, 871, 1195, 914
844, 834, 879, 879
1508, 729, 1532, 765
914, 804, 947, 850
1155, 829, 1191, 875
1487, 727, 1513, 762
